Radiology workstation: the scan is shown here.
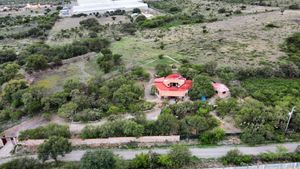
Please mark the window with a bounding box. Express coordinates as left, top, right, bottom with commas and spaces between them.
170, 83, 178, 87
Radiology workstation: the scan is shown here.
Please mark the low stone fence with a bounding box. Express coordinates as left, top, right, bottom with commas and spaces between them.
19, 135, 180, 150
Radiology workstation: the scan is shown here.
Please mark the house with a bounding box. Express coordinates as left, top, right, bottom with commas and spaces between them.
212, 82, 230, 99
154, 73, 192, 99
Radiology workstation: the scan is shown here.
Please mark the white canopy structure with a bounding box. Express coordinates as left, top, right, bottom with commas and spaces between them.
71, 0, 148, 15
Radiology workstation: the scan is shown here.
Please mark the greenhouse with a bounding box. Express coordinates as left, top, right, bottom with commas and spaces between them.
72, 0, 148, 14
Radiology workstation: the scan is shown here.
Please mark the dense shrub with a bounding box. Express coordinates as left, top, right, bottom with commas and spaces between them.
284, 32, 300, 67
21, 37, 110, 64
216, 98, 238, 117
25, 54, 48, 72
0, 49, 17, 64
80, 18, 99, 28
127, 66, 150, 81
132, 8, 141, 14
222, 149, 253, 165
0, 158, 42, 169
242, 78, 300, 106
19, 124, 71, 140
80, 149, 117, 169
0, 62, 20, 85
218, 8, 227, 13
81, 120, 144, 138
169, 144, 192, 168
200, 127, 225, 144
139, 14, 204, 29
155, 63, 172, 77
188, 74, 214, 99
97, 49, 122, 73
129, 153, 150, 169
289, 4, 300, 10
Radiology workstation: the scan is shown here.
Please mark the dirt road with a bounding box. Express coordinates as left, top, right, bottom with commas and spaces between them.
0, 142, 299, 164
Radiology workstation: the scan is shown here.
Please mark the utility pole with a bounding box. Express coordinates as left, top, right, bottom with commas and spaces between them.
285, 106, 296, 133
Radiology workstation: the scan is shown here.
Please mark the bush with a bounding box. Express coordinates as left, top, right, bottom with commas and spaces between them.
188, 75, 214, 99
296, 145, 300, 153
132, 8, 141, 14
128, 67, 150, 81
169, 144, 192, 168
150, 85, 156, 96
80, 149, 117, 169
155, 63, 172, 77
218, 8, 226, 13
129, 153, 150, 169
200, 127, 225, 144
0, 158, 42, 169
135, 14, 147, 23
284, 32, 300, 67
289, 4, 300, 10
222, 149, 253, 165
0, 49, 17, 64
81, 120, 144, 138
25, 54, 48, 72
19, 123, 71, 140
216, 98, 238, 117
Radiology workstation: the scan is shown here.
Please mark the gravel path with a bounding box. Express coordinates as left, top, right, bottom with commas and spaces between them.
0, 142, 299, 164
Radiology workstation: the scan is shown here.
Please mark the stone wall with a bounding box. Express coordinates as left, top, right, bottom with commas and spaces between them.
19, 135, 180, 151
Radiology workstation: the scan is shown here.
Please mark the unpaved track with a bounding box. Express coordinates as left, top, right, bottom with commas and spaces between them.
0, 142, 299, 164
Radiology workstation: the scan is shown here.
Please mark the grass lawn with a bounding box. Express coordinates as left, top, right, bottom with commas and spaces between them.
111, 36, 184, 69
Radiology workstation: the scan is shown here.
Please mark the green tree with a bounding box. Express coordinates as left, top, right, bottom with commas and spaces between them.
2, 79, 28, 103
199, 127, 225, 144
0, 49, 17, 64
123, 120, 144, 137
189, 75, 214, 99
58, 102, 78, 120
216, 98, 238, 117
113, 84, 144, 107
38, 136, 72, 163
19, 123, 70, 140
203, 61, 217, 76
155, 63, 172, 77
63, 78, 82, 93
25, 54, 48, 72
156, 112, 179, 135
180, 115, 218, 138
0, 62, 20, 85
80, 149, 117, 169
169, 144, 192, 168
22, 87, 45, 114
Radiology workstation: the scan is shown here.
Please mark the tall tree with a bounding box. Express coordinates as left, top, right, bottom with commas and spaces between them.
37, 136, 72, 163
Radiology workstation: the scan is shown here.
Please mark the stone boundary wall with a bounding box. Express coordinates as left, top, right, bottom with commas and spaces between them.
19, 135, 180, 150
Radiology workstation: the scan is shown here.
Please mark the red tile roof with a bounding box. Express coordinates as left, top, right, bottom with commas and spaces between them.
154, 74, 192, 97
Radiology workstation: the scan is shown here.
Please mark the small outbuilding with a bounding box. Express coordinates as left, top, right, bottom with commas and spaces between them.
212, 82, 230, 99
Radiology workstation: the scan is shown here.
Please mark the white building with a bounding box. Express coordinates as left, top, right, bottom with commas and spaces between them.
71, 0, 148, 15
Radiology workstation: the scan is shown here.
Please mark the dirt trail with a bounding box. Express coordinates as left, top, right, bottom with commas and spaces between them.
0, 140, 14, 159
144, 69, 163, 120
1, 142, 299, 164
3, 116, 48, 137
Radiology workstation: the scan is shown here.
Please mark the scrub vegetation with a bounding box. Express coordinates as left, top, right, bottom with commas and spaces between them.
0, 0, 300, 168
